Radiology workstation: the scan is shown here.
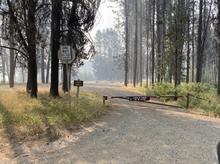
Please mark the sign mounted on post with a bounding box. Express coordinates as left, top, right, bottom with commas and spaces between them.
74, 79, 84, 104
58, 45, 76, 64
58, 45, 76, 109
74, 80, 84, 87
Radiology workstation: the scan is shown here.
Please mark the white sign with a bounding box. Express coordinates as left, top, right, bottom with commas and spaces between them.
58, 45, 76, 63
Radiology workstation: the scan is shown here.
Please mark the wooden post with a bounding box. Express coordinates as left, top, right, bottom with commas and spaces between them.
76, 86, 80, 104
74, 79, 83, 105
186, 93, 190, 109
103, 96, 108, 105
66, 63, 71, 109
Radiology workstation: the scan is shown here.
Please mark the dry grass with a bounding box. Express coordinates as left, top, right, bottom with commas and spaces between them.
0, 85, 108, 139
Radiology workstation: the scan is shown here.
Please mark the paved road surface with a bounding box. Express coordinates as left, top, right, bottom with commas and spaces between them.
1, 83, 220, 164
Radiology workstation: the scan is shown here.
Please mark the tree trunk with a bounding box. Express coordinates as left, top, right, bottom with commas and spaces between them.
22, 66, 25, 83
174, 16, 178, 88
151, 0, 155, 86
217, 0, 220, 95
50, 0, 62, 97
46, 48, 50, 84
124, 0, 129, 87
157, 0, 163, 83
161, 0, 166, 82
196, 0, 203, 83
62, 64, 72, 93
139, 0, 143, 87
186, 0, 190, 83
133, 0, 138, 87
192, 0, 195, 82
41, 46, 45, 84
1, 49, 6, 84
146, 0, 151, 88
27, 0, 37, 98
9, 17, 15, 88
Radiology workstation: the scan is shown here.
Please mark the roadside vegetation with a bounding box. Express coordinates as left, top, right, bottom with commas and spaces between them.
143, 83, 220, 117
0, 86, 108, 139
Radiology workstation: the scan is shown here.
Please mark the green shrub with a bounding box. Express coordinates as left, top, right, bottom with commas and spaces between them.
145, 83, 220, 117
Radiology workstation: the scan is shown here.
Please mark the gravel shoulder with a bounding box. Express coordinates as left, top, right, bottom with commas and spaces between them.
1, 82, 220, 164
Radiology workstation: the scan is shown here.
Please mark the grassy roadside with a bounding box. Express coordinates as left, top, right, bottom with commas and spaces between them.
125, 83, 220, 117
141, 83, 220, 117
0, 86, 109, 139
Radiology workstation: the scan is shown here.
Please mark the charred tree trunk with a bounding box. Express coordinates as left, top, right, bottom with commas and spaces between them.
50, 0, 62, 97
27, 0, 37, 98
62, 64, 71, 93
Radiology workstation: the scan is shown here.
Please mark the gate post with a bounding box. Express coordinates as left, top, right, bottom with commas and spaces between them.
186, 93, 190, 109
103, 96, 108, 105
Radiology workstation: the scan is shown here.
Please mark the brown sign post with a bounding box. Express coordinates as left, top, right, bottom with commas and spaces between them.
74, 79, 84, 104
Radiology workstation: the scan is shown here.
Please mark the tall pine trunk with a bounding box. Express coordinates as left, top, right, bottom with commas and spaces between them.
133, 0, 138, 87
9, 17, 15, 88
46, 49, 50, 84
186, 0, 190, 83
62, 64, 72, 93
192, 0, 195, 82
1, 48, 5, 84
124, 0, 129, 87
41, 46, 45, 84
139, 0, 143, 87
157, 0, 163, 83
196, 0, 203, 83
27, 0, 37, 98
217, 0, 220, 95
50, 0, 62, 97
151, 0, 155, 85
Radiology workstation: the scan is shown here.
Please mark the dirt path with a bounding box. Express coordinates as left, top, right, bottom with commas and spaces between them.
1, 82, 220, 163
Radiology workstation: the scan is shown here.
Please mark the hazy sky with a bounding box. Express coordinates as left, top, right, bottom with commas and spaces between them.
78, 0, 117, 78
91, 0, 116, 37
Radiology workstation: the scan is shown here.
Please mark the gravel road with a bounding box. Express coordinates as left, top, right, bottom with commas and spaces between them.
1, 82, 220, 164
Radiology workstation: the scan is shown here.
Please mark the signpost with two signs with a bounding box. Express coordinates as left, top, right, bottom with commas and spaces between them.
58, 45, 83, 107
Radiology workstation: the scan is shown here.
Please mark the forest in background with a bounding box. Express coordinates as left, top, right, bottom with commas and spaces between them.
1, 0, 220, 97
111, 0, 220, 94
